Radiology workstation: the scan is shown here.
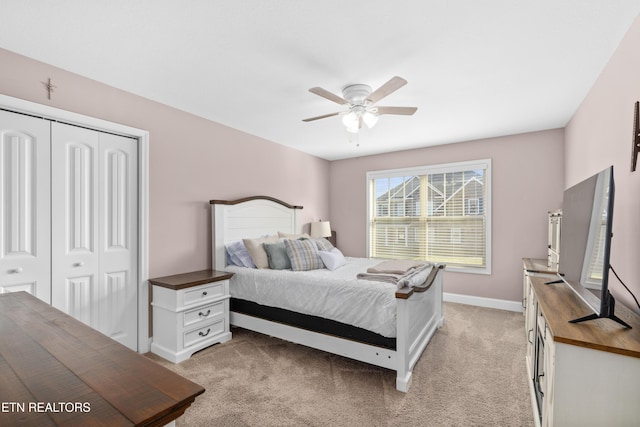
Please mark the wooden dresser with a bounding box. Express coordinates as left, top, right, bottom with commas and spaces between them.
524, 275, 640, 427
0, 292, 204, 426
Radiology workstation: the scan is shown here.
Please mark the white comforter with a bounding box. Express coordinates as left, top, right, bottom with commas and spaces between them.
225, 257, 405, 338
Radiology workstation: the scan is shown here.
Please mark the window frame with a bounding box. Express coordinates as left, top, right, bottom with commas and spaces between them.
366, 159, 492, 275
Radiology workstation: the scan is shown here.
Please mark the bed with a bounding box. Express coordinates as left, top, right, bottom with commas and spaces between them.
210, 196, 444, 392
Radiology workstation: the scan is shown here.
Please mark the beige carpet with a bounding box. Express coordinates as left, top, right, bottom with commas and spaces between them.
146, 302, 534, 427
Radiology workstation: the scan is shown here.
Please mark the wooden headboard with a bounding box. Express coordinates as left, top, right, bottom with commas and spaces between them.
209, 196, 303, 271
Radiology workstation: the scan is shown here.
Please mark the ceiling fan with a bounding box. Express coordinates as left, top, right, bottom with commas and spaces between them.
303, 76, 417, 133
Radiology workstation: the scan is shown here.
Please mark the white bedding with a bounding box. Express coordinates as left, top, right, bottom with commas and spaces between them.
226, 257, 416, 338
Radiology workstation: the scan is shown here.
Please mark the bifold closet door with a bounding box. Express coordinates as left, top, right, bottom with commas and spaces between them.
0, 110, 51, 302
51, 122, 138, 350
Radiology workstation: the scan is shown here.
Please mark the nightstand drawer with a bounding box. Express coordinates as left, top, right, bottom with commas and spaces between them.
183, 300, 225, 328
183, 281, 226, 306
184, 319, 225, 348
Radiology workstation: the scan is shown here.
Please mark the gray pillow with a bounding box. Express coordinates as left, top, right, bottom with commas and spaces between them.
263, 241, 291, 270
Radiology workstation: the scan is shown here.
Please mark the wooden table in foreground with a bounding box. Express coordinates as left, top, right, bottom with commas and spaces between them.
0, 292, 205, 426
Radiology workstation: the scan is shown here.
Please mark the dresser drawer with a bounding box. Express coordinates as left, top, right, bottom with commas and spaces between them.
183, 300, 225, 328
182, 281, 226, 306
183, 319, 225, 348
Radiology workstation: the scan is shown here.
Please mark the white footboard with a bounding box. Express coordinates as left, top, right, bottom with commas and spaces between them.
395, 264, 445, 391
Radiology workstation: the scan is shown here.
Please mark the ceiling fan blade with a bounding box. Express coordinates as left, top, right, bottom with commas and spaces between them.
302, 112, 340, 122
376, 106, 417, 116
309, 87, 347, 105
367, 76, 408, 104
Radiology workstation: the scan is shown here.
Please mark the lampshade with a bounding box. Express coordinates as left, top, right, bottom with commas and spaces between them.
310, 221, 331, 238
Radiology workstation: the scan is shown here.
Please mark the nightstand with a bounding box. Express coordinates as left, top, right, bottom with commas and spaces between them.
149, 269, 233, 363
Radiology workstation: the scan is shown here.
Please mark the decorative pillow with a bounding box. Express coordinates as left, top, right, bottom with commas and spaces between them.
225, 241, 256, 268
284, 239, 325, 271
318, 248, 346, 271
278, 231, 311, 239
243, 236, 279, 269
263, 241, 291, 270
314, 237, 334, 252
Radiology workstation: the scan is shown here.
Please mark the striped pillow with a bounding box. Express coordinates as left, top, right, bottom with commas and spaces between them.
284, 239, 325, 271
313, 237, 334, 252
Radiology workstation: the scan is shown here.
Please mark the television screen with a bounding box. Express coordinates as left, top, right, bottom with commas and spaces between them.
558, 171, 600, 291
581, 170, 612, 297
558, 166, 628, 327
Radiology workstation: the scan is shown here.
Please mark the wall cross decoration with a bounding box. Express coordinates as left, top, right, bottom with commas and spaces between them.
43, 78, 56, 100
633, 101, 640, 172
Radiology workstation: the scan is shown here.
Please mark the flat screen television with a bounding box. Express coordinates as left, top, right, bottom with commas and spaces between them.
557, 165, 631, 328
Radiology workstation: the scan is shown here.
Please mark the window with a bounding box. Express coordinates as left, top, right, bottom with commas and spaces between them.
467, 198, 480, 215
367, 159, 491, 274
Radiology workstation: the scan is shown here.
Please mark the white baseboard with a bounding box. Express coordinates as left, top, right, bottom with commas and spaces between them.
444, 292, 523, 313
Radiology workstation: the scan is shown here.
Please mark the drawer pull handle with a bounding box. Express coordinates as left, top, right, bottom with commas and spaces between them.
73, 262, 84, 267
202, 291, 208, 296
9, 267, 23, 274
199, 310, 211, 317
199, 328, 211, 337
537, 373, 545, 396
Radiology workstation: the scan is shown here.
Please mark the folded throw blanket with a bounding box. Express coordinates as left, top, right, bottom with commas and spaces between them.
397, 263, 433, 289
357, 261, 433, 289
366, 259, 427, 275
355, 272, 403, 285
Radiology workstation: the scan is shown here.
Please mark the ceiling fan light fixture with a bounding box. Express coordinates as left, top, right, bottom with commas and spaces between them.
343, 105, 376, 133
345, 116, 360, 133
362, 111, 379, 128
304, 76, 416, 139
342, 111, 359, 128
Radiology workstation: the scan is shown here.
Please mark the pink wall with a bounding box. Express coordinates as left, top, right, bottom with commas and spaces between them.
329, 130, 565, 302
565, 15, 640, 311
0, 48, 330, 278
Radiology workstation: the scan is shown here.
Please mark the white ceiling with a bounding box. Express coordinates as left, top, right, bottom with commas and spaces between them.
2, 1, 640, 160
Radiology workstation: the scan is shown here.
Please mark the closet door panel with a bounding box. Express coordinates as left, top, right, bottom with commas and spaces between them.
99, 133, 137, 349
51, 123, 100, 327
51, 123, 138, 350
0, 110, 51, 302
66, 275, 94, 325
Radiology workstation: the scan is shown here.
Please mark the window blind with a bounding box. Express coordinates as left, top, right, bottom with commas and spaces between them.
367, 160, 491, 273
